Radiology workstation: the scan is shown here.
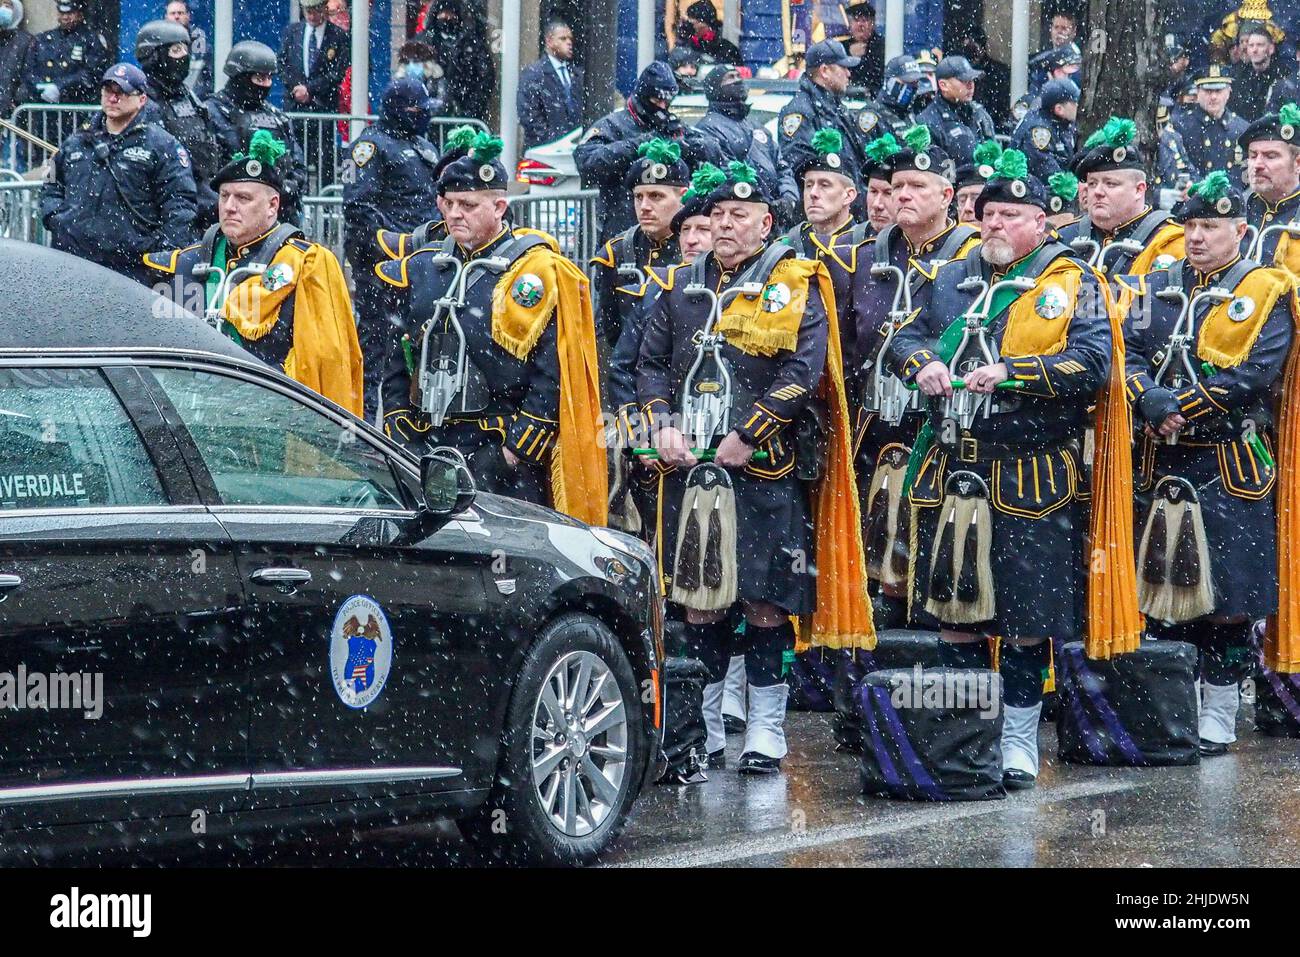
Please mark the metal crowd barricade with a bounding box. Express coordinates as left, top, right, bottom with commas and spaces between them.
0, 180, 45, 244
6, 104, 488, 195
5, 103, 96, 169
508, 189, 599, 267
301, 188, 346, 266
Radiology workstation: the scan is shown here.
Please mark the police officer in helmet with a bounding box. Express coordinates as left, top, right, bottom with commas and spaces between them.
204, 40, 308, 223
136, 19, 221, 227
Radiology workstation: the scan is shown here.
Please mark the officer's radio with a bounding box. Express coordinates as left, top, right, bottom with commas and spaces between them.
942, 276, 1035, 430
416, 254, 511, 426
1152, 285, 1232, 445
866, 262, 922, 426
680, 282, 763, 448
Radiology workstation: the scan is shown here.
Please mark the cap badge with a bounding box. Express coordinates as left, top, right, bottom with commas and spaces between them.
651, 162, 668, 180
1215, 196, 1232, 214
246, 159, 262, 177
1010, 179, 1027, 198
915, 152, 932, 171
478, 164, 495, 182
1112, 146, 1127, 163
1282, 123, 1295, 141
826, 152, 842, 169
733, 181, 753, 198
977, 163, 994, 178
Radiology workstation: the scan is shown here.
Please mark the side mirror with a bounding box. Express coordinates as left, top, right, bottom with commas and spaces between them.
419, 450, 476, 517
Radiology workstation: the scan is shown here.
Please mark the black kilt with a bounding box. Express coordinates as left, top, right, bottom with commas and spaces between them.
907, 443, 1088, 639
657, 464, 816, 616
1135, 434, 1278, 620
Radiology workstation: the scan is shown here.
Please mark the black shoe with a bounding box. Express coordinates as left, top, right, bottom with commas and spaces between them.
723, 715, 746, 735
707, 748, 726, 769
1199, 739, 1230, 757
1003, 769, 1037, 791
737, 751, 781, 774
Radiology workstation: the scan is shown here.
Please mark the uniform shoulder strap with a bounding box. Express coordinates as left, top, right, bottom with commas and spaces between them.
616, 224, 641, 264
689, 253, 709, 288
199, 223, 224, 265
849, 220, 871, 246
936, 224, 978, 262
1131, 208, 1172, 246
1166, 259, 1185, 292
255, 223, 306, 265
874, 224, 897, 267
740, 241, 795, 286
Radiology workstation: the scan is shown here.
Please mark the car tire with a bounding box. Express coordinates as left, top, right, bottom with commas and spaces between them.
460, 612, 644, 866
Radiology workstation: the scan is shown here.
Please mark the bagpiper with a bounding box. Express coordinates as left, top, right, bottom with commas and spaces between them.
377, 132, 606, 525
1123, 171, 1298, 754
888, 148, 1139, 788
636, 162, 872, 772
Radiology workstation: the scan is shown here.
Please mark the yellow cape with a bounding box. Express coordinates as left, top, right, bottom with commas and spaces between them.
490, 245, 608, 527
223, 241, 364, 417
1005, 258, 1141, 658
1266, 284, 1300, 672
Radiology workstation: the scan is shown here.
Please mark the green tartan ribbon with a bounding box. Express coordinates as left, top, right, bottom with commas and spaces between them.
204, 236, 243, 345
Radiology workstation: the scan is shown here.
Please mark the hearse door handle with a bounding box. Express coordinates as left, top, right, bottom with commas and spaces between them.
0, 574, 20, 601
249, 567, 312, 593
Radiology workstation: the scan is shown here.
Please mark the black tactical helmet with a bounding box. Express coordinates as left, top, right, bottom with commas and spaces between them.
134, 19, 190, 64
223, 40, 279, 78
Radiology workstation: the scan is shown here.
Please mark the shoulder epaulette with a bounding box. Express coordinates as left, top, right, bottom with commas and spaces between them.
142, 242, 201, 274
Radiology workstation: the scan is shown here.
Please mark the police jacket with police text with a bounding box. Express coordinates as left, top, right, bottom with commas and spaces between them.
377, 227, 564, 465
205, 89, 309, 213
575, 106, 720, 239
41, 112, 197, 273
1009, 107, 1075, 182
777, 76, 870, 195
140, 91, 221, 226
693, 108, 800, 213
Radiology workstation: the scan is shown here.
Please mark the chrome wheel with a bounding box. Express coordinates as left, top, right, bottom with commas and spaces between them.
530, 649, 628, 838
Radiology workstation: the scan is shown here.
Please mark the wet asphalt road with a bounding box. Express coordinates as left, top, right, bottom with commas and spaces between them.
206, 703, 1300, 867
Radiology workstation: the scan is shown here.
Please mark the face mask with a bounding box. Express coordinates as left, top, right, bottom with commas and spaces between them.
0, 8, 13, 28
228, 73, 270, 108
403, 61, 424, 80
149, 52, 191, 89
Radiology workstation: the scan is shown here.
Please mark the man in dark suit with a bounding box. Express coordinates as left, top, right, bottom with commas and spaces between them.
517, 19, 584, 150
277, 0, 349, 113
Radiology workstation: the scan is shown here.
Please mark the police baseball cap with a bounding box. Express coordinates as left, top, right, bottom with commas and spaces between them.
884, 55, 923, 83
806, 39, 859, 70
57, 0, 87, 12
845, 2, 875, 18
1040, 78, 1080, 111
936, 55, 983, 82
102, 63, 148, 95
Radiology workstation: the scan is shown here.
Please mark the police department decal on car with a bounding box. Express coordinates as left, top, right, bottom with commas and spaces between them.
329, 595, 393, 709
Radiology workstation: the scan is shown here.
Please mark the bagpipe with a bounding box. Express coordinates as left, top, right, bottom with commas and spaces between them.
939, 275, 1035, 430
192, 261, 266, 330
1150, 284, 1233, 445
1067, 236, 1144, 274
865, 262, 922, 427
405, 252, 512, 426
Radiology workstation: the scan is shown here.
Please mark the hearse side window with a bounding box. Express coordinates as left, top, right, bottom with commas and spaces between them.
149, 368, 406, 510
0, 368, 167, 510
